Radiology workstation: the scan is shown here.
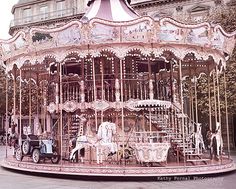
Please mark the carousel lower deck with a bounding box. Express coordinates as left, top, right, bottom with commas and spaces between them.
1, 154, 235, 178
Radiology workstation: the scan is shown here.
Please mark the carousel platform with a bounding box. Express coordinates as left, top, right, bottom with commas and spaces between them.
1, 156, 235, 179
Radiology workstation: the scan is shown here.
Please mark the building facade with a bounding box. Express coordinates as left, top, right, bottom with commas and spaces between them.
10, 0, 236, 35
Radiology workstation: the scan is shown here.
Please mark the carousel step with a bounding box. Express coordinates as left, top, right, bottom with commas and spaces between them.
186, 159, 211, 165
187, 158, 210, 161
186, 153, 203, 156
172, 140, 183, 143
185, 151, 195, 154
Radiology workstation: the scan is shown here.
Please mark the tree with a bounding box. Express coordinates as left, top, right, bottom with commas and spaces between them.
0, 67, 6, 116
197, 5, 236, 116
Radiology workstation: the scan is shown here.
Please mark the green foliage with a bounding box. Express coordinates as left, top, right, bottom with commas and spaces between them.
197, 5, 236, 116
0, 67, 6, 115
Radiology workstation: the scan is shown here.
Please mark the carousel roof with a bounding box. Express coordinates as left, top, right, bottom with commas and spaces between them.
81, 0, 139, 22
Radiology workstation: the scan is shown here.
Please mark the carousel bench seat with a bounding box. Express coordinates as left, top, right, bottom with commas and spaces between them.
135, 142, 170, 163
22, 134, 40, 146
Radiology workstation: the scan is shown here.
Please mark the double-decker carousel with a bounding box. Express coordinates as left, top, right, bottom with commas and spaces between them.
1, 0, 236, 178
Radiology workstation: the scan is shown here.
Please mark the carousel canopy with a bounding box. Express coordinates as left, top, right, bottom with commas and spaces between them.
82, 0, 139, 22
133, 100, 172, 109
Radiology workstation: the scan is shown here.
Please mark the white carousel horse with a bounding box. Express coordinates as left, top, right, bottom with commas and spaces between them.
208, 122, 223, 158
95, 121, 117, 164
69, 121, 117, 164
191, 123, 205, 154
69, 135, 94, 162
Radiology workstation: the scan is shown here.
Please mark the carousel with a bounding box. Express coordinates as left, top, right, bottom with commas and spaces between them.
1, 0, 236, 177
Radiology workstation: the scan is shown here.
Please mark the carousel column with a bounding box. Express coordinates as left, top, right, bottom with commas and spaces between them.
59, 61, 63, 162
119, 58, 125, 160
170, 59, 177, 134
169, 60, 174, 103
188, 62, 194, 123
19, 69, 22, 146
43, 83, 47, 132
5, 71, 9, 158
213, 71, 218, 126
35, 72, 41, 135
216, 68, 221, 125
101, 58, 104, 122
92, 57, 98, 131
115, 79, 120, 102
179, 60, 186, 165
80, 58, 85, 107
13, 65, 17, 129
29, 64, 32, 134
208, 67, 212, 131
148, 57, 153, 133
80, 80, 85, 103
216, 67, 223, 162
194, 75, 198, 124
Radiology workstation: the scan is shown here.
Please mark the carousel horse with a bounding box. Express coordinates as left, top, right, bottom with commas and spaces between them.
69, 121, 117, 164
69, 115, 92, 162
191, 123, 205, 154
95, 121, 117, 164
69, 135, 94, 162
207, 122, 223, 159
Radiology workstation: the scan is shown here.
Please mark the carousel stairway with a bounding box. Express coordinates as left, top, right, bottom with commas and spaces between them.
61, 114, 82, 159
62, 134, 70, 159
69, 114, 81, 138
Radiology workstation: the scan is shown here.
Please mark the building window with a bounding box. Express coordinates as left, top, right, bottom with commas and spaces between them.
188, 5, 210, 23
23, 8, 32, 23
40, 5, 49, 20
56, 0, 66, 17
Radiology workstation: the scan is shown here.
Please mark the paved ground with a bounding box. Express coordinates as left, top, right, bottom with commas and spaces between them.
0, 146, 236, 189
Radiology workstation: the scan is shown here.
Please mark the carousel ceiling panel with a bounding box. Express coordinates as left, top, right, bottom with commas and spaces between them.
1, 17, 235, 72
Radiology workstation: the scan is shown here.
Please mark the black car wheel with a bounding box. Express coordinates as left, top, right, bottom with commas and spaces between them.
32, 148, 40, 163
51, 151, 60, 164
22, 140, 30, 155
15, 147, 23, 161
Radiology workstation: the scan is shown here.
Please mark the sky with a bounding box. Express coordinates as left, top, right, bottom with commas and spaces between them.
0, 0, 18, 40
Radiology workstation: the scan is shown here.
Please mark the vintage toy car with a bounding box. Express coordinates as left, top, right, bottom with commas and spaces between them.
15, 134, 60, 164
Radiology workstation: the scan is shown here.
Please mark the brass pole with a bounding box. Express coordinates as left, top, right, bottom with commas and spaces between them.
213, 71, 218, 126
101, 58, 104, 122
59, 61, 63, 162
223, 71, 230, 158
194, 76, 198, 124
120, 58, 125, 162
92, 57, 98, 131
13, 66, 16, 125
216, 68, 221, 124
19, 69, 22, 144
179, 60, 186, 165
208, 71, 212, 130
29, 64, 32, 131
5, 72, 8, 158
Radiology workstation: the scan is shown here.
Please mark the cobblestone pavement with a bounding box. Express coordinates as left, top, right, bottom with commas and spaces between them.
0, 146, 235, 189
